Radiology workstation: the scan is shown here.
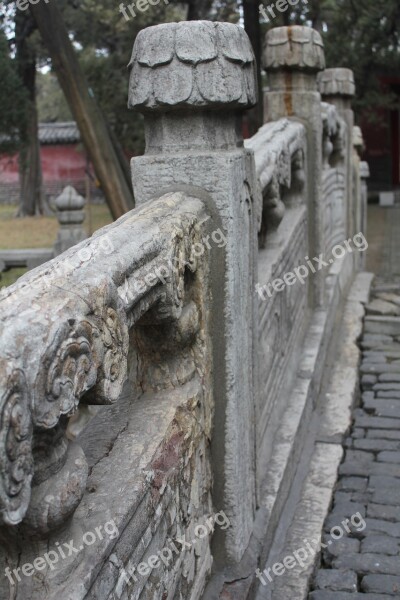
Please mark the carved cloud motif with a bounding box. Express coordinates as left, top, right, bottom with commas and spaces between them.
34, 320, 98, 429
0, 369, 33, 525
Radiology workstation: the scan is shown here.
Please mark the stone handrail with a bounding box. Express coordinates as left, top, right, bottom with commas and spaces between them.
0, 191, 208, 534
245, 119, 307, 243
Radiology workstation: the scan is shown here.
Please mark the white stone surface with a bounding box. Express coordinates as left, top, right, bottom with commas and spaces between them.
379, 192, 395, 207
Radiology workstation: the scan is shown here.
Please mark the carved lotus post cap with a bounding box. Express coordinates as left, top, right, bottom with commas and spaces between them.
263, 26, 325, 73
128, 21, 257, 112
55, 186, 85, 211
318, 68, 356, 97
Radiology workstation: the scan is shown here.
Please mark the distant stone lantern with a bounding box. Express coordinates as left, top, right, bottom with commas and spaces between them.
53, 185, 87, 255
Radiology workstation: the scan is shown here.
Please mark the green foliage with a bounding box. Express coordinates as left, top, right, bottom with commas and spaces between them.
209, 0, 240, 21
3, 0, 399, 157
58, 0, 243, 153
60, 0, 186, 155
0, 29, 28, 154
323, 0, 400, 118
79, 46, 145, 155
36, 71, 72, 122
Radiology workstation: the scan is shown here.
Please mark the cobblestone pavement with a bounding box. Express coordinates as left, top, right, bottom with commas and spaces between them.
309, 206, 400, 599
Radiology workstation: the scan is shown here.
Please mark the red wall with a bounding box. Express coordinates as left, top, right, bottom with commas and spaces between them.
0, 144, 88, 185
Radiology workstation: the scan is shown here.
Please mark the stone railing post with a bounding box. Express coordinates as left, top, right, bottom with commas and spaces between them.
54, 185, 86, 256
263, 26, 326, 307
129, 21, 259, 565
318, 68, 356, 238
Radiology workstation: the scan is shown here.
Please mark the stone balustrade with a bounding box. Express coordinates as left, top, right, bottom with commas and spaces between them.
0, 20, 368, 600
0, 191, 209, 534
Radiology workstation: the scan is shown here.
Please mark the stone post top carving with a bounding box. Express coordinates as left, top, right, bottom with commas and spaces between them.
318, 68, 356, 97
128, 21, 257, 112
55, 185, 85, 225
360, 161, 370, 178
55, 185, 85, 210
353, 125, 365, 151
263, 26, 325, 73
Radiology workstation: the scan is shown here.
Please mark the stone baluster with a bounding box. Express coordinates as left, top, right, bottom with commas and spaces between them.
360, 161, 370, 268
360, 161, 370, 225
353, 126, 367, 267
263, 26, 326, 307
54, 185, 87, 256
318, 68, 356, 238
129, 21, 259, 565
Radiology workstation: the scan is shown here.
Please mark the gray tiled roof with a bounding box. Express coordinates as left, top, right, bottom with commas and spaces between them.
38, 122, 80, 144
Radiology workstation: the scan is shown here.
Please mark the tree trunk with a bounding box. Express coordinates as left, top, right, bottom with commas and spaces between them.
18, 97, 43, 217
310, 0, 323, 32
29, 1, 134, 219
15, 10, 43, 217
243, 0, 263, 134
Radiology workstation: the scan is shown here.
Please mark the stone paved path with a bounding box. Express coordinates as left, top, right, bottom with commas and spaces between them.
309, 206, 400, 599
